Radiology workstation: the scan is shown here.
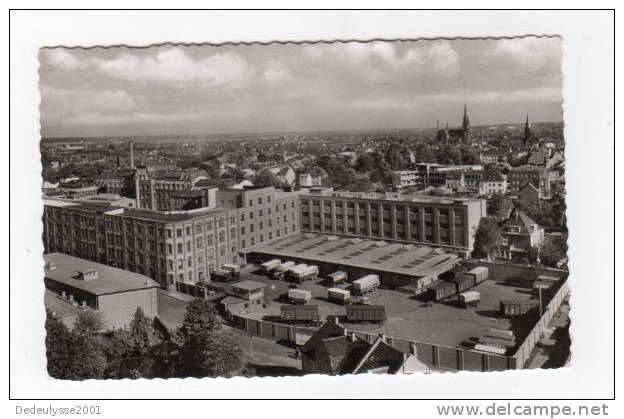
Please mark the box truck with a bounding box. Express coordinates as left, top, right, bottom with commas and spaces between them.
280, 305, 319, 323
327, 271, 347, 285
288, 288, 312, 304
273, 261, 295, 279
346, 305, 386, 323
328, 287, 351, 305
260, 259, 281, 274
458, 291, 481, 308
352, 274, 380, 294
290, 265, 319, 283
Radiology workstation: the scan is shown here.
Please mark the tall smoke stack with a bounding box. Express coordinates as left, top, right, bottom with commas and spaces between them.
129, 140, 134, 169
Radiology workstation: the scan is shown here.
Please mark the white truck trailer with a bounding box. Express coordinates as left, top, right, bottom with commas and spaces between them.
458, 291, 481, 308
328, 287, 351, 305
273, 261, 296, 279
352, 274, 380, 294
291, 265, 319, 282
327, 271, 347, 285
260, 259, 281, 274
288, 288, 312, 304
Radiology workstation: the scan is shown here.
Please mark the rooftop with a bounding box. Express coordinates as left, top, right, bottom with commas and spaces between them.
246, 233, 460, 278
230, 279, 267, 291
303, 190, 482, 206
44, 253, 159, 296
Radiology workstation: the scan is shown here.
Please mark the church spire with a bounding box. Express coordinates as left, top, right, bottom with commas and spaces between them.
462, 103, 470, 142
524, 114, 531, 142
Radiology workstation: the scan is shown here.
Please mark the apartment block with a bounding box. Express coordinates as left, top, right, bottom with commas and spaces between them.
299, 188, 486, 251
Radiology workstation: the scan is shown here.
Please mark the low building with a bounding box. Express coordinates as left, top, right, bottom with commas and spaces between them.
499, 209, 544, 262
299, 166, 328, 187
226, 279, 266, 305
267, 165, 296, 187
391, 170, 424, 190
301, 321, 428, 374
43, 252, 159, 329
517, 182, 541, 206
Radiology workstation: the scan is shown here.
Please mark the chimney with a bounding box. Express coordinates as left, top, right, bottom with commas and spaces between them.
129, 140, 134, 169
78, 269, 99, 281
378, 333, 386, 343
44, 261, 56, 270
409, 342, 418, 356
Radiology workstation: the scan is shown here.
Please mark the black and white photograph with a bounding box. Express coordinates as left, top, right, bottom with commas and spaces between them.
38, 36, 571, 379
8, 8, 616, 406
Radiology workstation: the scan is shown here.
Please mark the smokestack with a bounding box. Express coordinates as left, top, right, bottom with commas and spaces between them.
129, 140, 134, 169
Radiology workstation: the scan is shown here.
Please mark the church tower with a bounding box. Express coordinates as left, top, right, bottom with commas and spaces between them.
524, 114, 532, 144
462, 103, 471, 143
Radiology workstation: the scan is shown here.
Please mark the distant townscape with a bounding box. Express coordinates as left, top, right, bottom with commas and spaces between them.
39, 39, 569, 379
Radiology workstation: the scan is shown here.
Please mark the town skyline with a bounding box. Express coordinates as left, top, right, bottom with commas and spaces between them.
39, 37, 562, 138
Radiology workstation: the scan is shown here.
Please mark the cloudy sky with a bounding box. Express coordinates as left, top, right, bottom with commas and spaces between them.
39, 37, 562, 138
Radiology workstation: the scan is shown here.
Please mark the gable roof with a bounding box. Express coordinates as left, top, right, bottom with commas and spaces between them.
503, 208, 538, 233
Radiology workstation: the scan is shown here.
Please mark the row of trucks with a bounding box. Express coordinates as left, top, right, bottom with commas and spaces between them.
426, 266, 489, 305
260, 259, 320, 283
327, 274, 380, 304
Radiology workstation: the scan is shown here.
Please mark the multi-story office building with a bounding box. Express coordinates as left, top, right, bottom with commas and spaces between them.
299, 188, 486, 251
42, 186, 301, 288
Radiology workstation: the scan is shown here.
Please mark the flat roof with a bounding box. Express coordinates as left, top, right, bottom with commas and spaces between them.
44, 253, 159, 296
44, 199, 227, 222
302, 191, 481, 206
247, 233, 460, 278
230, 279, 267, 291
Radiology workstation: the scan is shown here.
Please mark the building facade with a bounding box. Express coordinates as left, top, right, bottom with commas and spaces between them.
299, 188, 486, 251
391, 170, 424, 190
507, 165, 551, 196
42, 186, 302, 288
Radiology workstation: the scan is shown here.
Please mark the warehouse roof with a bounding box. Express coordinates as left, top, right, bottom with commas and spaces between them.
43, 253, 159, 296
247, 233, 460, 278
230, 279, 267, 291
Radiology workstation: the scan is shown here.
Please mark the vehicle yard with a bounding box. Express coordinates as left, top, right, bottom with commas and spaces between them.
228, 266, 545, 351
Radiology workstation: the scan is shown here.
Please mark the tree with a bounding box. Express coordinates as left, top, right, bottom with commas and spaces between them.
472, 217, 502, 260
73, 310, 104, 336
540, 234, 568, 268
70, 333, 108, 380
176, 299, 243, 377
252, 169, 282, 188
179, 299, 221, 341
128, 307, 157, 358
45, 310, 73, 379
487, 194, 513, 220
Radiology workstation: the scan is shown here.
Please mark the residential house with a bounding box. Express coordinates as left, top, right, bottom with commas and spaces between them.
499, 209, 544, 262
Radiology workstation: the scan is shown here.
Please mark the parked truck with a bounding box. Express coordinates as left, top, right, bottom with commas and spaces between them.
326, 270, 347, 285
221, 264, 241, 277
466, 266, 489, 284
427, 280, 457, 301
287, 288, 312, 304
458, 291, 481, 308
290, 265, 319, 283
328, 287, 351, 305
451, 275, 476, 293
352, 274, 380, 295
260, 259, 281, 275
346, 304, 386, 323
273, 261, 296, 280
211, 269, 236, 282
280, 305, 319, 324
